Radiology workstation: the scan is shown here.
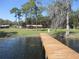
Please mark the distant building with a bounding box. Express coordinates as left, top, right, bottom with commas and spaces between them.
26, 25, 43, 28
0, 25, 10, 28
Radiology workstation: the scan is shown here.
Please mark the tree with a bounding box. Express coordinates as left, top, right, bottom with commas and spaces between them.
22, 2, 31, 20
48, 0, 66, 28
70, 10, 79, 29
31, 0, 45, 30
48, 0, 78, 36
10, 7, 22, 27
10, 7, 19, 22
64, 0, 71, 37
0, 18, 12, 25
22, 0, 43, 30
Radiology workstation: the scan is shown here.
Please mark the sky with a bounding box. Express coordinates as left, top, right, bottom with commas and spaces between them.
0, 0, 79, 21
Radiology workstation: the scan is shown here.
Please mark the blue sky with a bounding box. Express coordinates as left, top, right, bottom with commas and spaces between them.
0, 0, 79, 21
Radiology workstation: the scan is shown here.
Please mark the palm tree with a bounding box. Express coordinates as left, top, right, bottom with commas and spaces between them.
10, 7, 19, 22
30, 0, 44, 30
10, 7, 22, 28
22, 2, 31, 20
22, 0, 43, 30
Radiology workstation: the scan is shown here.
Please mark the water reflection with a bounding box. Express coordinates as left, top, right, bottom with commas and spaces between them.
0, 37, 45, 59
66, 39, 79, 53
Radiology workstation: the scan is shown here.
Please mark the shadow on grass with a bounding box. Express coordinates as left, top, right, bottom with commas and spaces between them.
0, 31, 17, 38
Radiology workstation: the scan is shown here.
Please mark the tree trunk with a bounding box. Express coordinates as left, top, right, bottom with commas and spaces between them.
66, 12, 70, 37
36, 15, 38, 31
16, 17, 19, 28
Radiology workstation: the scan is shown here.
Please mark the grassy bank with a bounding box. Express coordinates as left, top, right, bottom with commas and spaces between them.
0, 28, 79, 38
0, 28, 48, 37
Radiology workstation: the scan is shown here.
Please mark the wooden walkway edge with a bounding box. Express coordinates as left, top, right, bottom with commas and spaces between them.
40, 33, 79, 59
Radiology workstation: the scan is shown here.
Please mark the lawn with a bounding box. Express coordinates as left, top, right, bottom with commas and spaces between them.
0, 28, 48, 37
0, 28, 79, 38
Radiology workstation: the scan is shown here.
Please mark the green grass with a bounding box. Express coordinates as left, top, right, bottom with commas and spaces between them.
0, 28, 79, 37
0, 28, 48, 37
49, 29, 79, 39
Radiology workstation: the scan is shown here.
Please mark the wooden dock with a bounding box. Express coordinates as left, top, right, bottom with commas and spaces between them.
40, 33, 79, 59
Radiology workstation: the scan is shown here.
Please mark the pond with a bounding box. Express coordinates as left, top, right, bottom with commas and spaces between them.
65, 38, 79, 53
0, 37, 45, 59
54, 34, 79, 53
51, 32, 79, 53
